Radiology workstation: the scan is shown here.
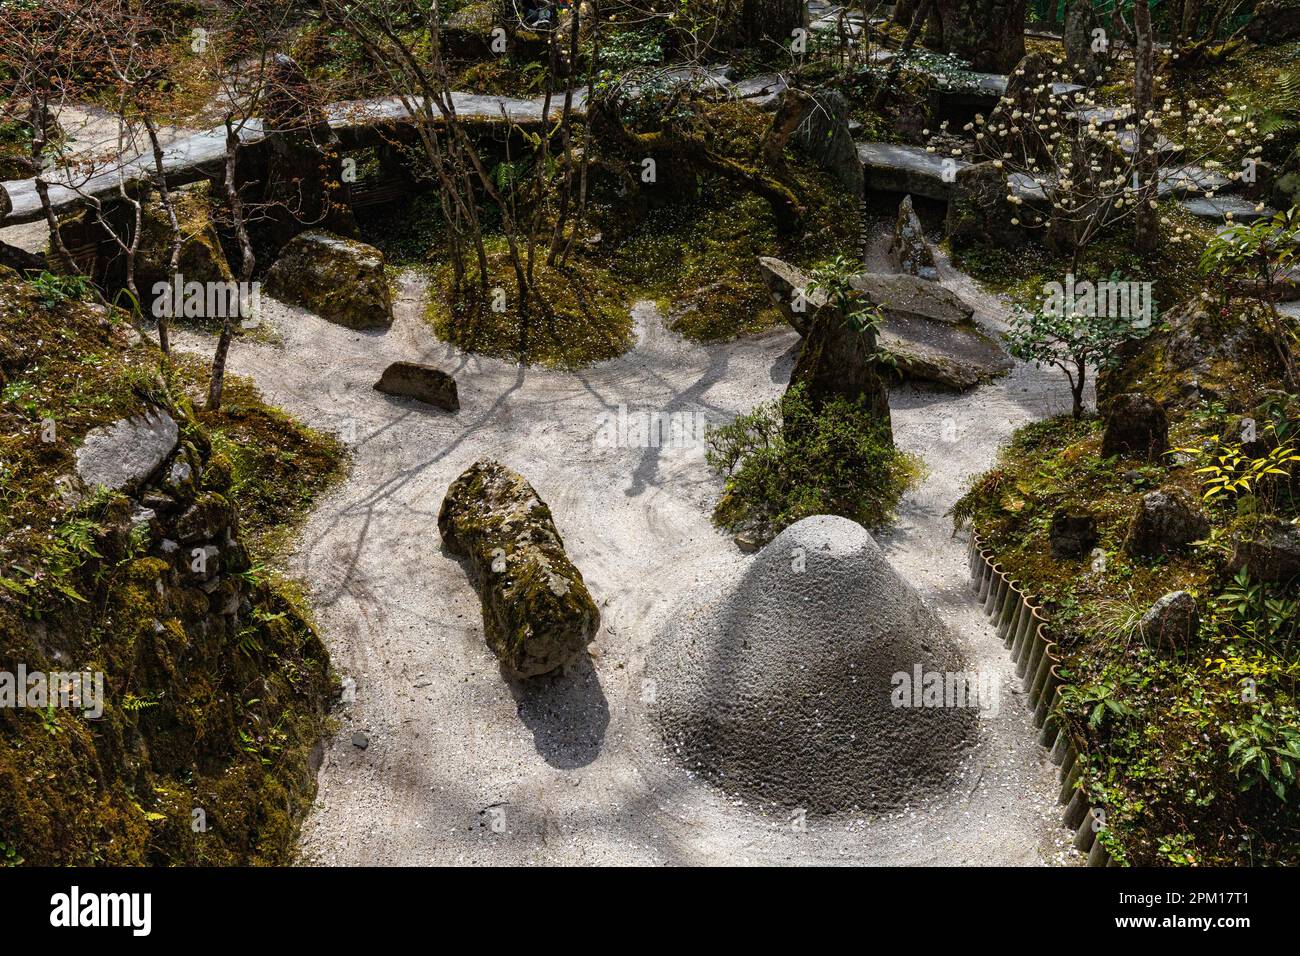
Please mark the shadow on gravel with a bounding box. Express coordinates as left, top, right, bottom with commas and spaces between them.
509, 654, 609, 769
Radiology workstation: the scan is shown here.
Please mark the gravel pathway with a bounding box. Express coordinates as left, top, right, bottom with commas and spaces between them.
174, 260, 1085, 865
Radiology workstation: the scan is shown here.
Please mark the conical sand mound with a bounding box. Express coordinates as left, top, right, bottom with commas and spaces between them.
650, 515, 977, 814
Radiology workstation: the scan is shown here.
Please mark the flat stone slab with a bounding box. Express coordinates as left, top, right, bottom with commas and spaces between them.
3, 91, 587, 226
75, 408, 179, 494
1009, 172, 1048, 205
731, 74, 787, 109
1182, 195, 1275, 222
662, 64, 733, 93
879, 313, 1013, 390
850, 272, 974, 325
1157, 164, 1232, 198
1074, 105, 1134, 126
859, 142, 966, 200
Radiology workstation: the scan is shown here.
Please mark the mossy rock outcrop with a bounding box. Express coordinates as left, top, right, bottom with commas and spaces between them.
438, 459, 600, 679
0, 266, 338, 865
135, 182, 233, 294
264, 230, 393, 330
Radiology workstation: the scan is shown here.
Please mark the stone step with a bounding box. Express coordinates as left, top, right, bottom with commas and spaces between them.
1181, 194, 1275, 223
1157, 164, 1234, 198
859, 142, 961, 200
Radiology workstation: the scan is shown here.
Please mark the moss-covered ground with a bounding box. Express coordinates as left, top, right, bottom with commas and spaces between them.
0, 266, 346, 865
953, 315, 1300, 866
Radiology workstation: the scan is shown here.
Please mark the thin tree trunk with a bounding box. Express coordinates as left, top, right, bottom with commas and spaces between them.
30, 95, 80, 275
144, 115, 180, 356
208, 121, 255, 412
1133, 0, 1158, 255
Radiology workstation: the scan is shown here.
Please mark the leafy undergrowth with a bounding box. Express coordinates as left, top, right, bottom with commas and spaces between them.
950, 203, 1211, 318
956, 390, 1300, 865
0, 266, 345, 865
707, 383, 922, 542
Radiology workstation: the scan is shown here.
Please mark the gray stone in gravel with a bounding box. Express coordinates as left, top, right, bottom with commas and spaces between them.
75, 408, 179, 494
649, 514, 977, 815
374, 361, 460, 412
352, 732, 369, 749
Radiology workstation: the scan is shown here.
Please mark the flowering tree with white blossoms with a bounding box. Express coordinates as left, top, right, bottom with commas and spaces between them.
931, 51, 1267, 273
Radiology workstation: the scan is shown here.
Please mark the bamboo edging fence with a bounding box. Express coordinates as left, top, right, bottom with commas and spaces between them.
967, 530, 1119, 866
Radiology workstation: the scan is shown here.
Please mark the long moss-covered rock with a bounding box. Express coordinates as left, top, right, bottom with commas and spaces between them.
438, 459, 599, 679
264, 230, 393, 330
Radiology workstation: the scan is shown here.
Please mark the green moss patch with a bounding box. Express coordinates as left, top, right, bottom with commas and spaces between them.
425, 250, 634, 369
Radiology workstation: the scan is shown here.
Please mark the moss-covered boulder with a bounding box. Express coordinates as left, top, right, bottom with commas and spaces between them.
1101, 392, 1168, 461
945, 161, 1026, 249
264, 230, 393, 330
1124, 489, 1210, 560
438, 459, 600, 679
135, 182, 233, 293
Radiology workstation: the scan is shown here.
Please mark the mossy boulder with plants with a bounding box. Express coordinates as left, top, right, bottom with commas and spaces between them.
438, 458, 600, 679
135, 181, 234, 295
0, 265, 345, 864
264, 230, 393, 330
952, 378, 1300, 864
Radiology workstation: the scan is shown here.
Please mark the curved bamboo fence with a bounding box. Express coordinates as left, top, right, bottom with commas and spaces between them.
967, 530, 1119, 866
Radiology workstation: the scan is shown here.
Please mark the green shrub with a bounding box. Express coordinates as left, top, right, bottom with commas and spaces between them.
706, 383, 919, 539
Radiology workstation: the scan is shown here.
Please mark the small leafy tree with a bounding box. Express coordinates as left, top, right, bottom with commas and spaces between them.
806, 253, 886, 336
1004, 304, 1152, 419
1200, 207, 1300, 388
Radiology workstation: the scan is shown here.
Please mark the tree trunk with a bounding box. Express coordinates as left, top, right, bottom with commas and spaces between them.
1133, 0, 1158, 255
209, 122, 256, 412
1071, 359, 1087, 419
761, 88, 813, 172
729, 0, 807, 46
933, 0, 1026, 71
144, 116, 179, 356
